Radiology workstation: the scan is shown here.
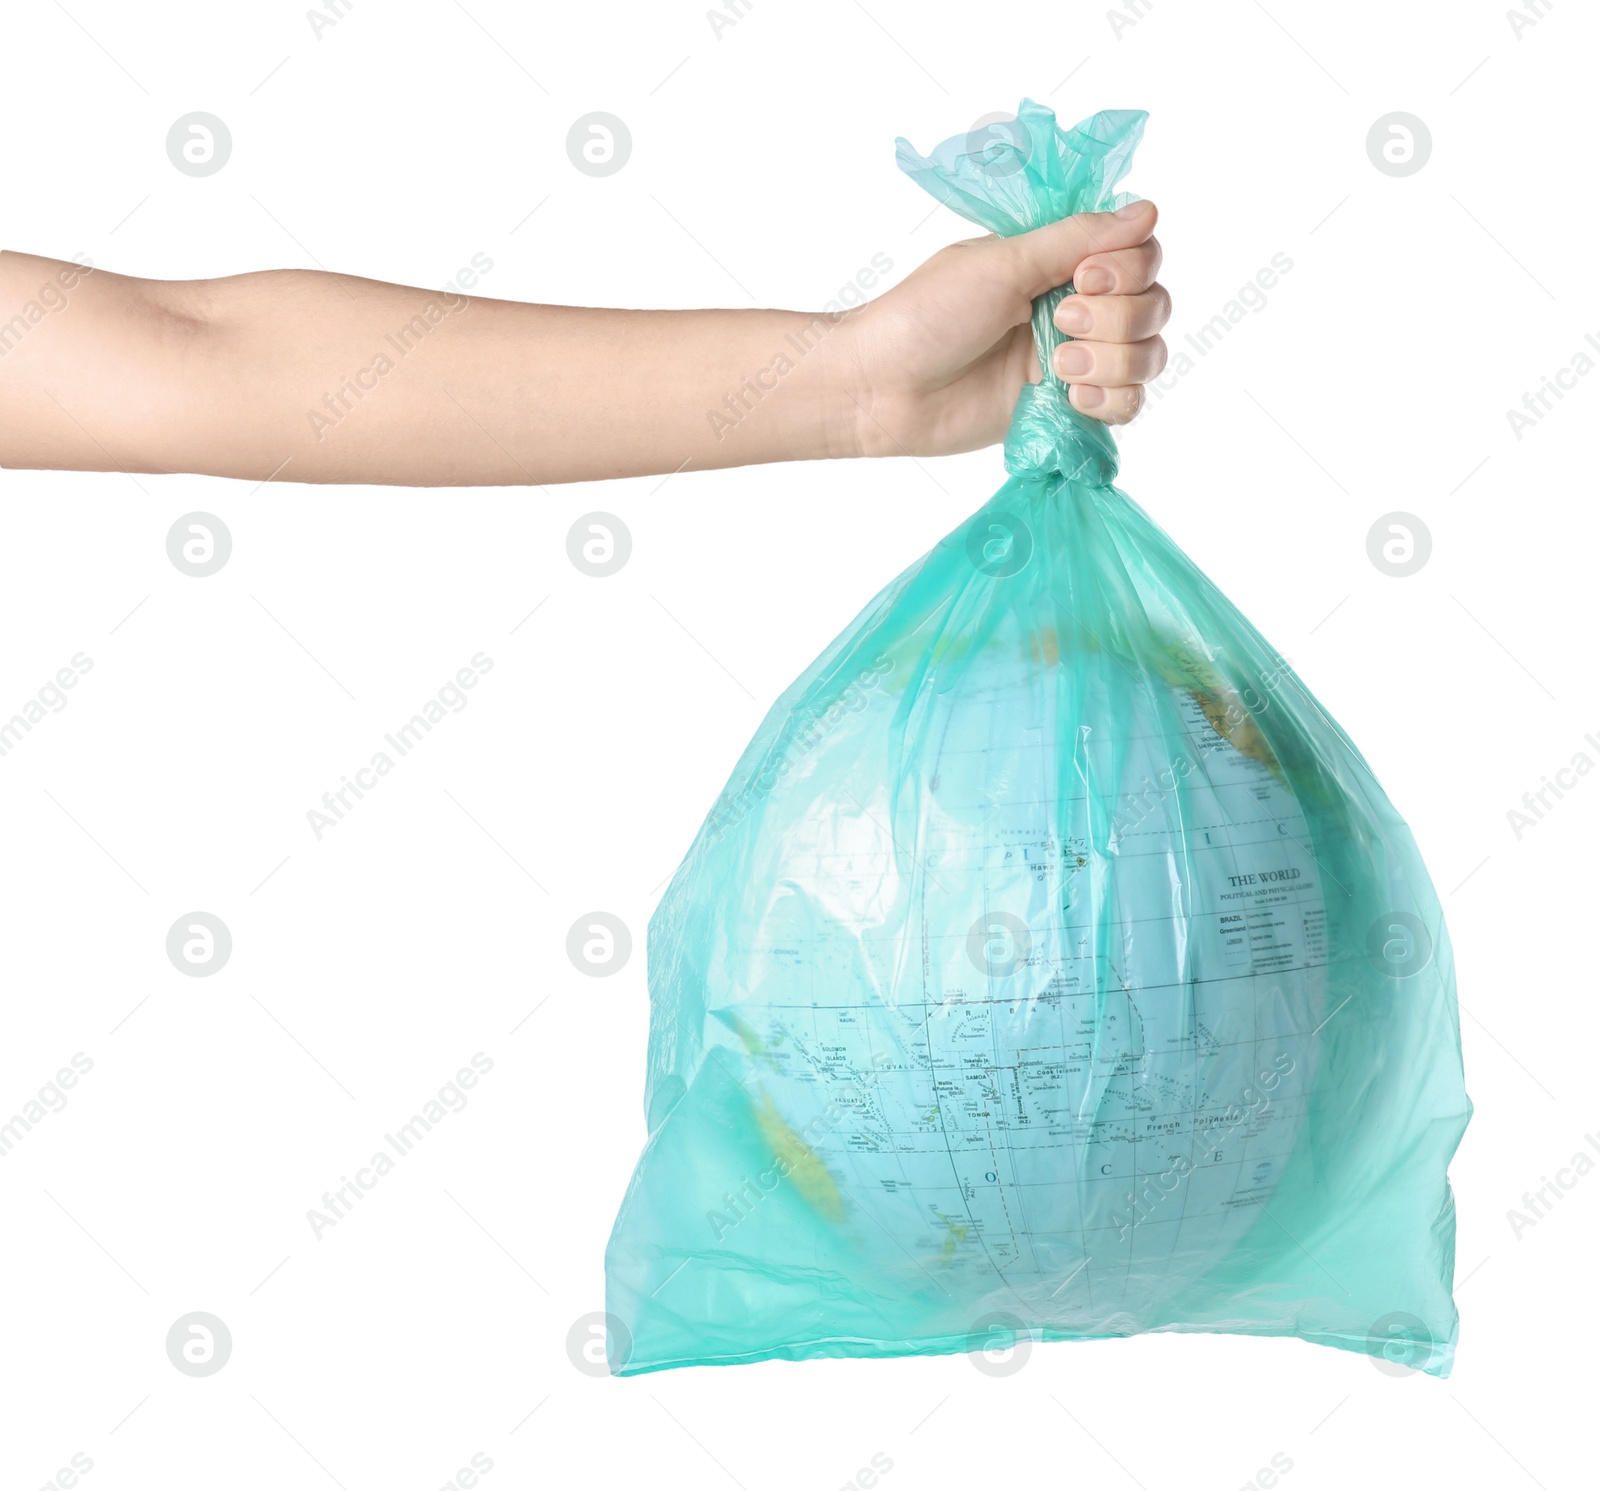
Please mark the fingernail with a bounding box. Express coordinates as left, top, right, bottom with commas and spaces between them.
1075, 385, 1107, 409
1114, 200, 1146, 218
1055, 299, 1092, 334
1075, 266, 1113, 295
1054, 344, 1093, 377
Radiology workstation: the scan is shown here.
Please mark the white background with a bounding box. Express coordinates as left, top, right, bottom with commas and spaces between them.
0, 1, 1593, 1488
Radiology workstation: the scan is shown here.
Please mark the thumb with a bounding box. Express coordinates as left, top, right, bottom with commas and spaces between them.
1002, 200, 1158, 299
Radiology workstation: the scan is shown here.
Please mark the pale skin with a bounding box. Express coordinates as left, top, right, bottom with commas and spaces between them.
0, 201, 1167, 486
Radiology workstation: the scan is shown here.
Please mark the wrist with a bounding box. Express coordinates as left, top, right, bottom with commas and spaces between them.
818, 305, 906, 462
773, 306, 872, 462
694, 306, 872, 467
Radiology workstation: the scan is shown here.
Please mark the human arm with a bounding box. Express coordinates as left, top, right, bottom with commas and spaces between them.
0, 204, 1165, 486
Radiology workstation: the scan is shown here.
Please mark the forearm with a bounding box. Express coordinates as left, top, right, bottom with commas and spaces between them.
0, 252, 866, 485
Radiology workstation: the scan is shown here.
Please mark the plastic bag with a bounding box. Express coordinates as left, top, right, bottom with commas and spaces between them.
605, 101, 1471, 1377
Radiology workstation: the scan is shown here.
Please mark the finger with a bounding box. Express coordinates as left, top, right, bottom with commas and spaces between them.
1069, 383, 1144, 425
1051, 334, 1167, 390
1053, 284, 1171, 342
1002, 200, 1158, 300
1072, 238, 1163, 297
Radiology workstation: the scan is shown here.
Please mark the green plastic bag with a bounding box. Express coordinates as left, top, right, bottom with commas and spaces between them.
606, 101, 1471, 1377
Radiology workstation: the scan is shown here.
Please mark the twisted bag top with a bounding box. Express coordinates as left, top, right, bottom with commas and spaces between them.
898, 99, 1141, 489
604, 102, 1471, 1378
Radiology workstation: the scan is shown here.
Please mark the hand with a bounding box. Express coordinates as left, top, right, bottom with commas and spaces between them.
842, 201, 1169, 459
